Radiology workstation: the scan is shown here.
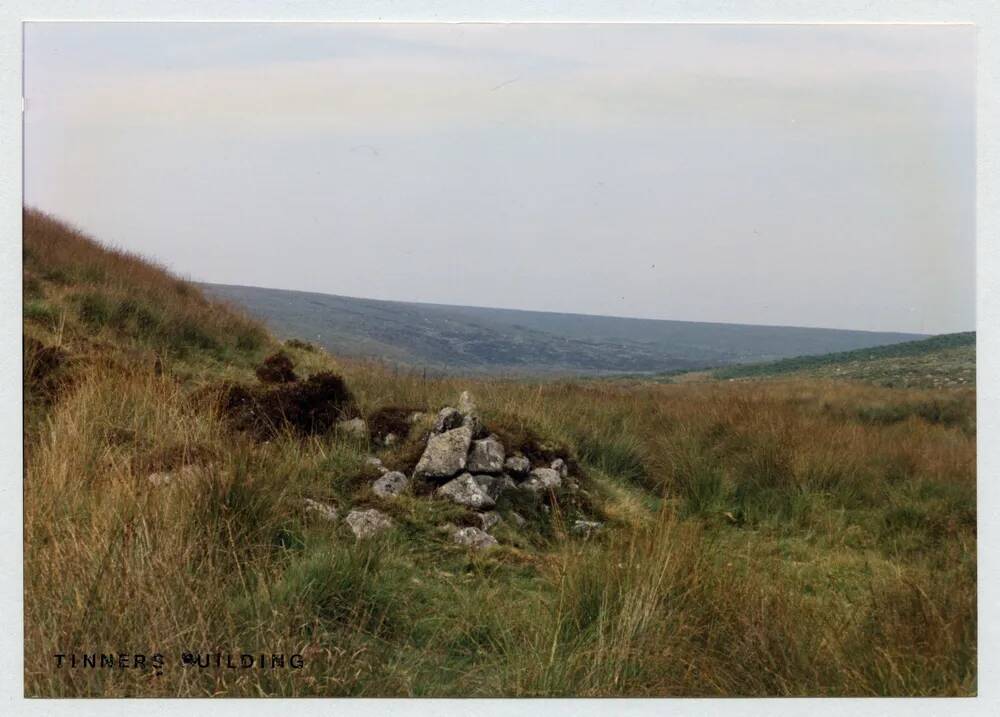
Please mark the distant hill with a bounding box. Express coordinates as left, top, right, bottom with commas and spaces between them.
199, 283, 925, 376
704, 332, 975, 388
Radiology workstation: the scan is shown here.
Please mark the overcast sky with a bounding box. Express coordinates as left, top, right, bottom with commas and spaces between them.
23, 23, 975, 334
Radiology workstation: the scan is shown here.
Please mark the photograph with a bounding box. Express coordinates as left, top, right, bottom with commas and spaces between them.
20, 20, 977, 698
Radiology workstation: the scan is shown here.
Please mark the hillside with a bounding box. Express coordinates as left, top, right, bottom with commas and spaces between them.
23, 210, 975, 698
703, 332, 975, 388
200, 282, 924, 376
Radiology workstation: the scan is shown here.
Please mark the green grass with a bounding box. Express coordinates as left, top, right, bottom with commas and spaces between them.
708, 332, 975, 388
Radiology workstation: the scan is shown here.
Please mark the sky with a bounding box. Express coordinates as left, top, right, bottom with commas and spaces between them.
23, 23, 975, 334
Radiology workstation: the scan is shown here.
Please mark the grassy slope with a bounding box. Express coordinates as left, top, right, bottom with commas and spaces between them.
23, 210, 976, 697
705, 332, 976, 388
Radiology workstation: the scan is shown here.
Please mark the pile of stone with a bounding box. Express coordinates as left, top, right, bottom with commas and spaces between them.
304, 391, 597, 550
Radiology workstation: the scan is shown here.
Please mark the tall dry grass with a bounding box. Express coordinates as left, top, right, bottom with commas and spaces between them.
22, 210, 976, 696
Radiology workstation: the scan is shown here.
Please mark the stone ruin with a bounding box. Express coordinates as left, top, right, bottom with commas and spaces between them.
320, 391, 600, 550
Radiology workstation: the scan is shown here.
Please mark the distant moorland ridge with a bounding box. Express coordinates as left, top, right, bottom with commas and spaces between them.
200, 283, 926, 375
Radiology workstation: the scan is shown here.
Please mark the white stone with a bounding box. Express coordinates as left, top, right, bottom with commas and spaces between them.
303, 498, 338, 522
504, 454, 531, 477
345, 508, 394, 538
372, 471, 409, 498
414, 426, 472, 479
437, 473, 496, 510
453, 526, 498, 551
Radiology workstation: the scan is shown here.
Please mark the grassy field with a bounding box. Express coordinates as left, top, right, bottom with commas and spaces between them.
699, 332, 976, 389
23, 210, 976, 697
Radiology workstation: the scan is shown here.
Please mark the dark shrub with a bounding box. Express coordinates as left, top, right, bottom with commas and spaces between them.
367, 406, 418, 443
256, 351, 298, 384
213, 371, 356, 440
285, 338, 316, 352
24, 336, 69, 403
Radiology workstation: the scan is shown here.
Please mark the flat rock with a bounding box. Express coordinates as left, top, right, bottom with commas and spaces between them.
432, 407, 463, 434
345, 508, 394, 539
504, 454, 531, 477
372, 471, 409, 498
452, 526, 498, 551
437, 473, 496, 510
414, 426, 472, 479
467, 436, 505, 474
303, 498, 338, 522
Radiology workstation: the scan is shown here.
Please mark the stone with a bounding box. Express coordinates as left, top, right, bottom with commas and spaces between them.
437, 473, 496, 510
457, 390, 477, 416
504, 454, 531, 477
414, 426, 473, 479
461, 412, 486, 438
372, 471, 409, 498
508, 511, 527, 528
432, 407, 463, 434
365, 456, 388, 473
452, 526, 498, 551
467, 436, 505, 474
476, 511, 503, 532
571, 520, 603, 537
345, 508, 394, 539
303, 498, 338, 522
337, 417, 367, 438
520, 467, 562, 493
383, 432, 399, 447
551, 458, 569, 479
474, 474, 516, 500
147, 464, 202, 487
